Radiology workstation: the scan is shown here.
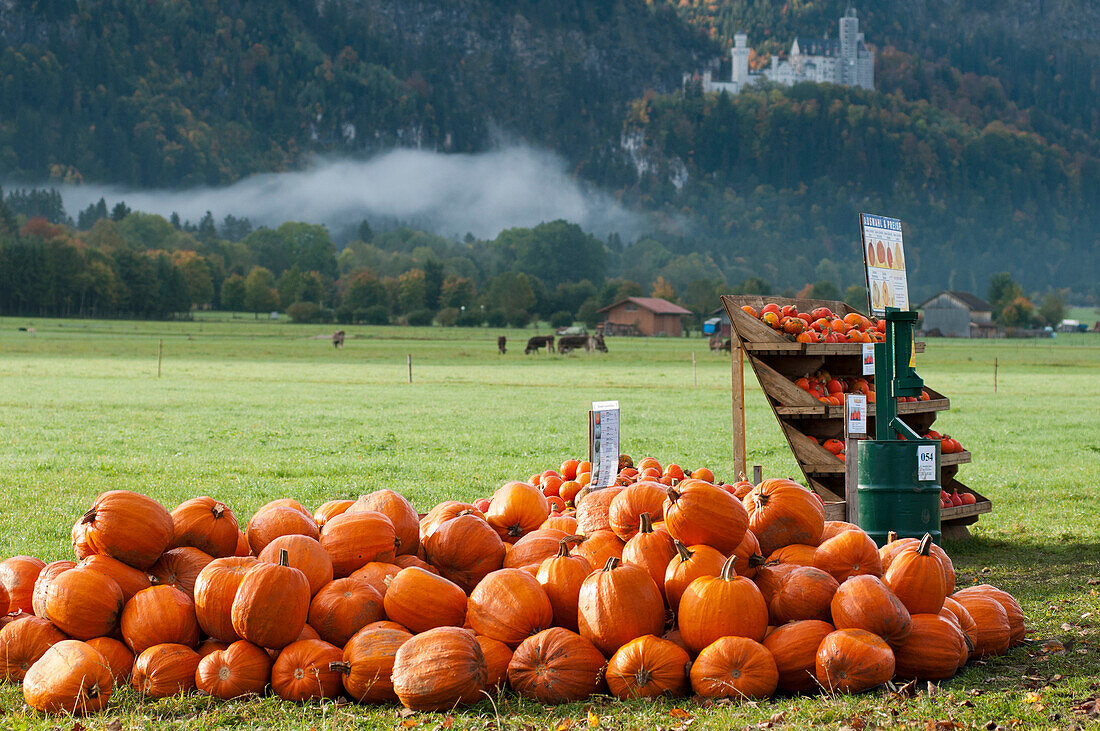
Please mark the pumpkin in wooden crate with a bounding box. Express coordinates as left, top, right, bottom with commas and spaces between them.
195, 639, 272, 699
0, 616, 67, 681
257, 535, 333, 597
663, 480, 748, 554
170, 496, 239, 558
382, 567, 465, 634
605, 634, 691, 699
78, 490, 174, 569
742, 479, 824, 556
346, 489, 421, 557
578, 557, 664, 657
271, 639, 344, 701
678, 556, 768, 653
507, 627, 607, 703
334, 626, 413, 703
131, 643, 201, 698
762, 619, 835, 692
308, 577, 385, 647
23, 640, 112, 715
391, 627, 487, 711
194, 556, 258, 643
120, 585, 200, 655
690, 636, 778, 699
467, 568, 553, 648
536, 537, 591, 633
230, 548, 309, 650
830, 574, 912, 647
815, 629, 895, 693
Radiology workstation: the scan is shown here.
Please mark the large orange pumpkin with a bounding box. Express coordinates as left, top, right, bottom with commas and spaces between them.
193, 556, 258, 643
892, 614, 966, 680
335, 626, 413, 703
120, 585, 200, 655
663, 480, 748, 554
953, 584, 1025, 646
246, 506, 320, 556
256, 535, 333, 597
78, 555, 151, 602
689, 636, 778, 699
308, 578, 385, 647
0, 556, 46, 613
319, 510, 397, 578
486, 482, 550, 543
383, 567, 466, 634
605, 634, 691, 699
195, 639, 272, 699
766, 565, 839, 625
679, 556, 769, 654
0, 615, 67, 681
271, 639, 344, 701
149, 547, 214, 598
608, 483, 666, 541
23, 640, 113, 715
742, 479, 824, 556
883, 534, 946, 615
41, 568, 124, 641
79, 490, 174, 569
830, 574, 912, 647
813, 529, 883, 582
950, 594, 1010, 658
535, 538, 591, 633
230, 549, 310, 650
507, 627, 607, 703
815, 629, 895, 693
391, 627, 487, 711
85, 636, 133, 683
664, 541, 726, 613
131, 643, 200, 698
574, 486, 622, 535
347, 489, 421, 556
467, 568, 554, 648
762, 619, 835, 692
421, 510, 506, 593
578, 558, 664, 657
170, 496, 239, 558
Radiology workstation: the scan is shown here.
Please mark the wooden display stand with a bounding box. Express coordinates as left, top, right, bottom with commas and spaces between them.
721, 294, 991, 531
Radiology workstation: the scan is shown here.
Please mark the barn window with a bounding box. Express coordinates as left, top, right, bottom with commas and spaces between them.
625, 304, 637, 311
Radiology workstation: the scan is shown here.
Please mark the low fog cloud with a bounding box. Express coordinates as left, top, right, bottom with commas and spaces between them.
55, 146, 641, 240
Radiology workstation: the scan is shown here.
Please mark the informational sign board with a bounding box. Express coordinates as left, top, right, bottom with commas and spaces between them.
861, 343, 875, 376
588, 401, 620, 489
917, 445, 937, 481
859, 213, 909, 316
846, 394, 868, 436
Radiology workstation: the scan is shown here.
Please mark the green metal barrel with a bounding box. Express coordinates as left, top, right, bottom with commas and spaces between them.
856, 439, 941, 546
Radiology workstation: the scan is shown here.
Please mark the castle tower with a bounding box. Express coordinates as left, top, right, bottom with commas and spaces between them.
839, 6, 859, 86
731, 33, 750, 90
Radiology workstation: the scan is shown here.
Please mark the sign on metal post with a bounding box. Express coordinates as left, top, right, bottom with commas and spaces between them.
588, 401, 620, 489
859, 213, 910, 317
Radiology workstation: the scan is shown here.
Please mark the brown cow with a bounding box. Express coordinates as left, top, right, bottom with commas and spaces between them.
498, 335, 507, 354
525, 335, 555, 354
333, 330, 346, 349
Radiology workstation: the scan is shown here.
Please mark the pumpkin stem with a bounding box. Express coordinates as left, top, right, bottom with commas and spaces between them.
328, 661, 351, 675
278, 548, 290, 567
86, 684, 100, 698
638, 513, 652, 534
211, 503, 224, 519
666, 487, 680, 503
557, 535, 585, 557
917, 533, 933, 556
887, 530, 898, 543
673, 540, 693, 562
81, 508, 96, 525
602, 557, 620, 572
746, 553, 768, 568
720, 555, 738, 581
738, 471, 746, 482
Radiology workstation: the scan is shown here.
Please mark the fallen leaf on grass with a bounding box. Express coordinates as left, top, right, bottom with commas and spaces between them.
1072, 698, 1099, 718
957, 700, 974, 708
554, 721, 573, 731
588, 709, 599, 727
400, 721, 418, 729
71, 722, 84, 731
105, 720, 122, 731
440, 716, 454, 729
669, 708, 692, 720
923, 721, 962, 731
1040, 639, 1065, 653
753, 711, 785, 728
398, 708, 416, 718
1023, 691, 1042, 703
1087, 578, 1100, 585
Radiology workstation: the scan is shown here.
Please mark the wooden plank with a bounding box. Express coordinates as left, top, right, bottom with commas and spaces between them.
749, 355, 822, 407
809, 477, 845, 504
730, 332, 747, 479
940, 501, 992, 520
941, 451, 972, 467
824, 502, 847, 521
722, 294, 859, 317
782, 422, 844, 471
726, 303, 792, 344
775, 405, 829, 416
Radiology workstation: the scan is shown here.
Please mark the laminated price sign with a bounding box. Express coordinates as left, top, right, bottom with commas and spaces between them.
588, 401, 620, 489
860, 213, 910, 317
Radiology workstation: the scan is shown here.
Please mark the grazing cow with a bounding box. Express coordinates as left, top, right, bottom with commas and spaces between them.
497, 335, 507, 354
708, 334, 723, 352
333, 330, 346, 349
525, 335, 555, 354
557, 335, 589, 354
720, 338, 732, 352
590, 333, 608, 352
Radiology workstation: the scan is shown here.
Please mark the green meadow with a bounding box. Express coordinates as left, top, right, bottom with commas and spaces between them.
1, 316, 1098, 729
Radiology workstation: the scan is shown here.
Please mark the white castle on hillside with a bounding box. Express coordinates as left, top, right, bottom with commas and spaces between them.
689, 7, 874, 95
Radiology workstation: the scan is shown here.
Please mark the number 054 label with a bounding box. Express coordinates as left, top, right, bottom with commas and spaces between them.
917, 445, 936, 481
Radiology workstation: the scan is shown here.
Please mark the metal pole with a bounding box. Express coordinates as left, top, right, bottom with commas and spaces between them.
407, 354, 412, 384
692, 352, 696, 387
157, 339, 163, 378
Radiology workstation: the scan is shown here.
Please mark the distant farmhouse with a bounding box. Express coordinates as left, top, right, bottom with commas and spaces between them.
918, 291, 998, 338
687, 7, 874, 95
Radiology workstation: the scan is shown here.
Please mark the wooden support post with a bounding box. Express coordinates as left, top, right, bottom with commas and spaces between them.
731, 335, 747, 478
692, 351, 696, 388
752, 465, 763, 484
994, 357, 998, 393
157, 339, 163, 378
407, 354, 412, 384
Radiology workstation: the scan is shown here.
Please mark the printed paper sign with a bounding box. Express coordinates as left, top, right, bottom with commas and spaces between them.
862, 343, 875, 375
917, 445, 937, 482
860, 213, 910, 317
589, 401, 620, 489
846, 394, 868, 436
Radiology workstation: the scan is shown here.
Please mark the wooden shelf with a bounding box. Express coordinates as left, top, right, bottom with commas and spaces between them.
774, 397, 951, 418
745, 342, 927, 356
941, 501, 992, 520
941, 450, 972, 467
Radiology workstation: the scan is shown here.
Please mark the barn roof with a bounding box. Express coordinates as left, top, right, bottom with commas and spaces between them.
918, 290, 993, 312
598, 297, 692, 315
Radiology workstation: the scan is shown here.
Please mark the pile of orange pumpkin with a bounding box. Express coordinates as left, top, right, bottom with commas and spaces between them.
742, 304, 885, 343
0, 459, 1025, 716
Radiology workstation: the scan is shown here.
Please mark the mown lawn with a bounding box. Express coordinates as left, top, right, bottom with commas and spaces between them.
0, 316, 1097, 729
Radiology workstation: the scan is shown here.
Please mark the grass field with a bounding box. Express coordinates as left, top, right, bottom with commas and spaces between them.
1, 316, 1098, 730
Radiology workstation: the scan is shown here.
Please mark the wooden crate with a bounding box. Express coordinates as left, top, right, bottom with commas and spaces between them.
721, 294, 991, 530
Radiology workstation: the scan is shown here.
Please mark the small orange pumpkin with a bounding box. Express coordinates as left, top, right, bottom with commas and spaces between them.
507, 627, 607, 703
815, 629, 895, 693
605, 634, 691, 699
689, 636, 778, 699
